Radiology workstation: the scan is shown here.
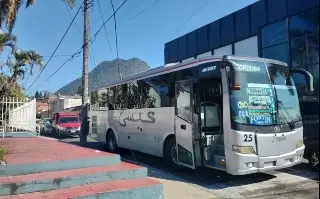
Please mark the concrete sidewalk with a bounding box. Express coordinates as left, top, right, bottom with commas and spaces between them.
0, 136, 163, 198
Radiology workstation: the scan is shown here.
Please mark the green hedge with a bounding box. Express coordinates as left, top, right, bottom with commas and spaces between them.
0, 146, 6, 161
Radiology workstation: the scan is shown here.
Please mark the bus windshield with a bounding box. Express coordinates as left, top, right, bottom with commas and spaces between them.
229, 60, 301, 126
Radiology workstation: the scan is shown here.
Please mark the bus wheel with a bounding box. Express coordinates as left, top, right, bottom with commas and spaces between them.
107, 131, 118, 153
164, 137, 178, 167
308, 145, 319, 171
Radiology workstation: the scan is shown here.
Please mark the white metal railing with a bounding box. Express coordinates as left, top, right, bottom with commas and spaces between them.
0, 97, 37, 136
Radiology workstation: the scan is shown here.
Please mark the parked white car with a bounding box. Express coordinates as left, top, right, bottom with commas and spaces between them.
41, 118, 52, 134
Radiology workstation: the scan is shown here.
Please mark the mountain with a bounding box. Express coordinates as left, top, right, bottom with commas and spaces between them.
55, 58, 150, 95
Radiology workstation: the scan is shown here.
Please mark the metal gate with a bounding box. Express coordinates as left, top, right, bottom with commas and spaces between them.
0, 98, 37, 137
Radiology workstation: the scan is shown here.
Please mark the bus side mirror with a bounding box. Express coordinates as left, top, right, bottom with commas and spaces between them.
290, 68, 314, 92
229, 70, 241, 90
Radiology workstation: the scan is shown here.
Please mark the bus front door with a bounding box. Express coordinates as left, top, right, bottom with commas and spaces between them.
175, 80, 196, 169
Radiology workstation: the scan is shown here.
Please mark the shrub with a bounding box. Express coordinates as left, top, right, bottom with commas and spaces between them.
0, 146, 6, 161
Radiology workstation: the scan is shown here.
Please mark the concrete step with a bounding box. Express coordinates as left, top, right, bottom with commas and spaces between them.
0, 162, 148, 196
0, 178, 163, 199
0, 139, 121, 177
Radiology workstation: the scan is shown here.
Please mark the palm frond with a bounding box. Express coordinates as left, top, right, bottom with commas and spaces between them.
26, 0, 35, 8
63, 0, 76, 8
6, 0, 23, 32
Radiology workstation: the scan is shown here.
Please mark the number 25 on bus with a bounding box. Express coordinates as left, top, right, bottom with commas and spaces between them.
88, 55, 314, 175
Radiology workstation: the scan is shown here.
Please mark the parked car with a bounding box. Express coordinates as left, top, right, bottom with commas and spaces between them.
51, 112, 81, 138
300, 99, 319, 170
42, 122, 53, 135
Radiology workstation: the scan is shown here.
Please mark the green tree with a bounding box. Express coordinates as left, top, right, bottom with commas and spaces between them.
0, 0, 75, 32
0, 50, 44, 97
0, 32, 16, 54
35, 91, 40, 98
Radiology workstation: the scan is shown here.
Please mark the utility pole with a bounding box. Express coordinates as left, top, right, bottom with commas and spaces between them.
80, 0, 90, 146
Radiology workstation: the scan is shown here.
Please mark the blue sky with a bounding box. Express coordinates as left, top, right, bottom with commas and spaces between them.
9, 0, 257, 94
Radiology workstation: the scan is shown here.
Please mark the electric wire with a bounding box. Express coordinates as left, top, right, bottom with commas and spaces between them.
28, 0, 128, 94
25, 2, 84, 92
97, 0, 114, 56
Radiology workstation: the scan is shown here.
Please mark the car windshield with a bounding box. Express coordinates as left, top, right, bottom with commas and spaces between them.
229, 60, 301, 126
59, 117, 79, 123
44, 119, 51, 123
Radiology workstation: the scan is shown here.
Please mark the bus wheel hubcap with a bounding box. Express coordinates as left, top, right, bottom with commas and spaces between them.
311, 152, 319, 169
170, 144, 178, 165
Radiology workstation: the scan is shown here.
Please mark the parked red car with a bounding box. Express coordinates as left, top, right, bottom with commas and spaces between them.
52, 112, 81, 138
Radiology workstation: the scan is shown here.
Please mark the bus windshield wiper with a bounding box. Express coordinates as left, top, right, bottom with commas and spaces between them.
276, 99, 296, 130
273, 86, 295, 130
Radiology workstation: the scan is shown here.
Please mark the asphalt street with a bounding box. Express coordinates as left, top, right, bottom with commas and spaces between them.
51, 135, 319, 199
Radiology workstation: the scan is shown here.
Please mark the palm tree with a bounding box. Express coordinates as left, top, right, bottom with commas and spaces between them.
9, 50, 44, 83
0, 32, 16, 54
0, 0, 76, 32
0, 50, 43, 96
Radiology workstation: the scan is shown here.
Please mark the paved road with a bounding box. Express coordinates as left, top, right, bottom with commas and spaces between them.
52, 135, 319, 199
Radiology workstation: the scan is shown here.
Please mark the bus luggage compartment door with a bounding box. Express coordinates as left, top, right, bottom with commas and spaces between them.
175, 80, 196, 169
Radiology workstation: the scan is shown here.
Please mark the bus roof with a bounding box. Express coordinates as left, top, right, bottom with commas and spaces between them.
92, 55, 288, 92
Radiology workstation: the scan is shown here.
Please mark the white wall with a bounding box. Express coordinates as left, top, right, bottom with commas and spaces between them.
64, 98, 82, 109
8, 99, 37, 132
197, 51, 212, 58
181, 57, 195, 63
234, 36, 258, 57
214, 45, 232, 56
52, 99, 64, 112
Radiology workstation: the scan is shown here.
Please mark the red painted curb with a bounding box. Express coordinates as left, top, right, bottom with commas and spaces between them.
0, 162, 142, 184
0, 178, 161, 199
0, 138, 115, 165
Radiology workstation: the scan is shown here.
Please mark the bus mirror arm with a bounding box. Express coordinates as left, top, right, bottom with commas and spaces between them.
290, 68, 314, 92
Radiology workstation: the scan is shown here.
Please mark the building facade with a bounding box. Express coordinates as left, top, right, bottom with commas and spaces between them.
49, 95, 83, 114
164, 0, 319, 99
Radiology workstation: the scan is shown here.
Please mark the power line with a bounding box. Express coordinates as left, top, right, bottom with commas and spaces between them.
103, 0, 161, 33
123, 0, 144, 17
175, 0, 209, 33
125, 0, 161, 23
25, 3, 84, 92
28, 0, 128, 94
0, 54, 73, 59
110, 0, 121, 79
97, 0, 114, 56
31, 51, 83, 92
64, 4, 96, 69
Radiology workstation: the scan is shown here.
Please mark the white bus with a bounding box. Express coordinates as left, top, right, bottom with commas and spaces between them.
88, 55, 314, 175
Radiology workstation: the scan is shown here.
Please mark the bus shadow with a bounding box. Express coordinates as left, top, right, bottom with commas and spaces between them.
118, 150, 276, 190
279, 162, 319, 181
60, 138, 277, 190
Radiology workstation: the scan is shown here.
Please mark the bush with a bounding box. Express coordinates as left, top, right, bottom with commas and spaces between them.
0, 146, 6, 161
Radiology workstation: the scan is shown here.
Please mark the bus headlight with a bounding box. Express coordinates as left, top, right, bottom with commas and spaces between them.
232, 145, 256, 154
296, 140, 304, 149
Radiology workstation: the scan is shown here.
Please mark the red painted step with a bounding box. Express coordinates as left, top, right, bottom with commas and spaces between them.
0, 162, 142, 184
1, 178, 163, 199
0, 138, 115, 165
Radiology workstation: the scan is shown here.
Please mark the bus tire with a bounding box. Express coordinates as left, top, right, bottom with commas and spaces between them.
164, 137, 179, 167
106, 130, 118, 153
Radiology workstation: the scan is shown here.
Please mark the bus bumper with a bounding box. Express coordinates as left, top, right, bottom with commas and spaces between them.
232, 146, 305, 175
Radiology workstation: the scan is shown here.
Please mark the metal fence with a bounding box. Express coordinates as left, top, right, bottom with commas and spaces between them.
0, 97, 38, 137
